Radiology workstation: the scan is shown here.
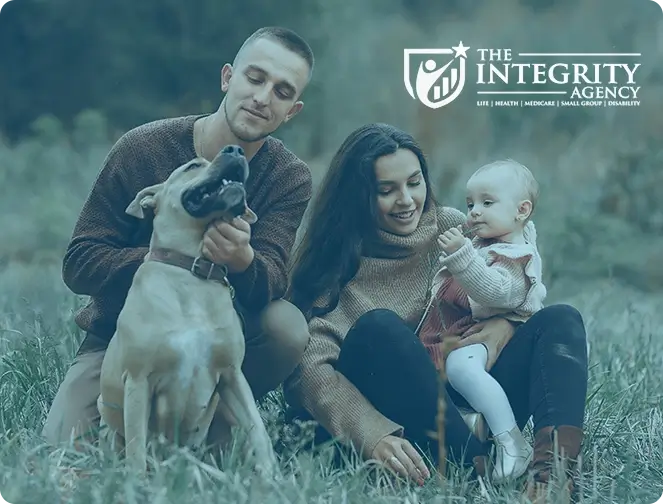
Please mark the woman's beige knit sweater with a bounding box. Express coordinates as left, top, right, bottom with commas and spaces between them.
283, 204, 466, 459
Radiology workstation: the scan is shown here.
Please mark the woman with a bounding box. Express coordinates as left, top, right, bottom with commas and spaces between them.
283, 123, 588, 501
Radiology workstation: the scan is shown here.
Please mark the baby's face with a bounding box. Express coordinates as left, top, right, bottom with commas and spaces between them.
465, 168, 526, 241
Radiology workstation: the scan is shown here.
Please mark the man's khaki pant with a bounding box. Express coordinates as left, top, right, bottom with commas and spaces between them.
41, 299, 310, 447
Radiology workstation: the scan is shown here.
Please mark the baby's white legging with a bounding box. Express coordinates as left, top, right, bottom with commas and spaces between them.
445, 343, 517, 436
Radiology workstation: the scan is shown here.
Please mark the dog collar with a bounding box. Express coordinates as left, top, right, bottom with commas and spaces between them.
147, 247, 235, 298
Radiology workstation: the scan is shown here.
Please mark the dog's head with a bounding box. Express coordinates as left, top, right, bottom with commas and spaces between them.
126, 145, 257, 226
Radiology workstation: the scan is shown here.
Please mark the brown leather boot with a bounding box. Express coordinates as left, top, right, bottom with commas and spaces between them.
522, 425, 584, 503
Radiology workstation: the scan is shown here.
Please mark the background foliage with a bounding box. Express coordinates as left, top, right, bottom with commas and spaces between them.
1, 0, 662, 291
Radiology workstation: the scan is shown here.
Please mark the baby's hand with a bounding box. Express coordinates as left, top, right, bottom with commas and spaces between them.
438, 225, 466, 254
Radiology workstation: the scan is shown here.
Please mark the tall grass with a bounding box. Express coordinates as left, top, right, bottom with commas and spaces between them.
0, 264, 662, 502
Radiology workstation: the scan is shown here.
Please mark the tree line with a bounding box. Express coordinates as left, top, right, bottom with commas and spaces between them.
0, 0, 566, 144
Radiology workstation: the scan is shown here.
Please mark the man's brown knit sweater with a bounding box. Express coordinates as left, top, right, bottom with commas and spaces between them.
283, 204, 466, 460
63, 114, 312, 344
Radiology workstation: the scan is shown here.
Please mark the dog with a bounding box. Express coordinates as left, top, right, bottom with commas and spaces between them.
97, 145, 278, 476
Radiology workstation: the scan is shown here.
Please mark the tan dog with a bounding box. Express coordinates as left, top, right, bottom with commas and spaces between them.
97, 145, 277, 476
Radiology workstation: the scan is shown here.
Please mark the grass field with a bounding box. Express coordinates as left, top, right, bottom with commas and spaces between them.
0, 260, 661, 503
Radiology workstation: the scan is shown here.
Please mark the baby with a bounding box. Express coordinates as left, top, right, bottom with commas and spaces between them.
416, 159, 546, 483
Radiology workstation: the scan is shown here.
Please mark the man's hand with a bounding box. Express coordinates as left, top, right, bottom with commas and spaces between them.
201, 217, 254, 273
372, 435, 430, 485
458, 317, 517, 370
438, 225, 467, 255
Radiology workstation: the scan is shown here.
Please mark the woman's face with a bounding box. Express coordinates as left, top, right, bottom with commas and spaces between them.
374, 148, 428, 235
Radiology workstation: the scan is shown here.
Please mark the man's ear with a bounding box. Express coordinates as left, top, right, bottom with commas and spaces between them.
125, 183, 164, 219
221, 63, 233, 93
283, 101, 304, 123
241, 205, 258, 224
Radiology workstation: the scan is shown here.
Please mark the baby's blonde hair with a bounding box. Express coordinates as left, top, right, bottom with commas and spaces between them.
472, 158, 539, 218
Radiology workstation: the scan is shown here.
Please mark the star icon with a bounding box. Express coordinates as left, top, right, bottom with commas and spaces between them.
452, 41, 470, 59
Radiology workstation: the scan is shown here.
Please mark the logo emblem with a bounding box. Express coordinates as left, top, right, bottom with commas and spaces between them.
404, 42, 470, 109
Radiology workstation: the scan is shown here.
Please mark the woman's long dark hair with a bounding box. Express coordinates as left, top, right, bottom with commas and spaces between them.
287, 123, 436, 320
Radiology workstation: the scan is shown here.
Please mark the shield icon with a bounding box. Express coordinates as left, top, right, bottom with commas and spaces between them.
404, 47, 468, 109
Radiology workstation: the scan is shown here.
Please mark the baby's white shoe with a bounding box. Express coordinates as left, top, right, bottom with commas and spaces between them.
491, 426, 533, 483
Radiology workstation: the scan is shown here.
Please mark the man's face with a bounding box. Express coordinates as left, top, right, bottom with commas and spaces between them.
221, 38, 310, 143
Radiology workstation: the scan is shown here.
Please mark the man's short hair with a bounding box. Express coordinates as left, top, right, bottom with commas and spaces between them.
234, 26, 315, 78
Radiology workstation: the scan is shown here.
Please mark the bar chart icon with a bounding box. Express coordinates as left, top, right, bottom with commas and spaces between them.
433, 68, 458, 101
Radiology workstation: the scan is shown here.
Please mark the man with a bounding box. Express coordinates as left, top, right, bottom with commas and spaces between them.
42, 26, 314, 447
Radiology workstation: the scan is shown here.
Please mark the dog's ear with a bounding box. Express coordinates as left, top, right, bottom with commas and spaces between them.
125, 183, 164, 219
241, 205, 258, 224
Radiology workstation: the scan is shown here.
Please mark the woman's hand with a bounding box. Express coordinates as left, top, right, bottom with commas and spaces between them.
372, 435, 430, 485
458, 317, 517, 370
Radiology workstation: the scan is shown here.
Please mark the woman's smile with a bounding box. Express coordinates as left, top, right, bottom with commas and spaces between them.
389, 209, 417, 224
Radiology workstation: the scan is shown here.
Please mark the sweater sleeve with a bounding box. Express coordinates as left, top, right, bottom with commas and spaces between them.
61, 133, 149, 299
286, 316, 404, 459
440, 239, 530, 310
437, 206, 467, 231
229, 159, 312, 310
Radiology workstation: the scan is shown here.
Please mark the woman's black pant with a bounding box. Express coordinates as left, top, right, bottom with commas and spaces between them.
304, 304, 588, 469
